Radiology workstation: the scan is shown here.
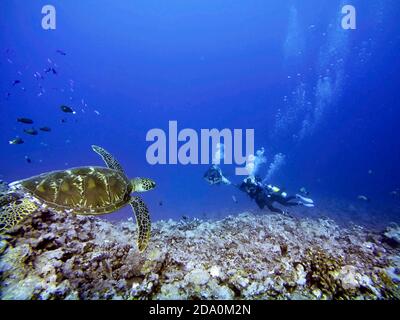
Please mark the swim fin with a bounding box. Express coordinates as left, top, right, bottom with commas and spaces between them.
296, 194, 314, 204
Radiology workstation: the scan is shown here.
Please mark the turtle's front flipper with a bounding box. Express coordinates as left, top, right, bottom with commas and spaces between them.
0, 198, 38, 233
91, 145, 125, 175
129, 196, 151, 252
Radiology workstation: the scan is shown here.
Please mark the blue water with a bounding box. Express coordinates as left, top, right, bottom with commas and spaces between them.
1, 0, 399, 227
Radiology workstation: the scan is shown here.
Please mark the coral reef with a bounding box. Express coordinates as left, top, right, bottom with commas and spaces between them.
0, 208, 399, 300
383, 224, 400, 248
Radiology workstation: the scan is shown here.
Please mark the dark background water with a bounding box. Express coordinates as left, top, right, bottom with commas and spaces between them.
1, 0, 399, 228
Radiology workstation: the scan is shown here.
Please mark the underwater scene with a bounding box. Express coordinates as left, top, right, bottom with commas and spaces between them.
0, 0, 400, 301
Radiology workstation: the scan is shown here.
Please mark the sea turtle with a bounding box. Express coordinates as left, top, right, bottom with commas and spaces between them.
0, 145, 155, 252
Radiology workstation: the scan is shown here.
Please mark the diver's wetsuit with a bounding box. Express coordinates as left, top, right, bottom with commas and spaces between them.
238, 177, 300, 214
203, 165, 311, 214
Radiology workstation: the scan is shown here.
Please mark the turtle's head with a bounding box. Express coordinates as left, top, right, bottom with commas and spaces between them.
131, 178, 156, 192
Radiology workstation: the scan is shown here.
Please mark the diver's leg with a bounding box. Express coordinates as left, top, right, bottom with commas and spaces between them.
266, 203, 284, 214
283, 200, 301, 207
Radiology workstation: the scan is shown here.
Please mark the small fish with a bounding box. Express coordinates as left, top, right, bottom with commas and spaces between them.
56, 49, 66, 56
60, 105, 76, 114
232, 195, 238, 204
390, 190, 399, 198
159, 201, 163, 206
25, 156, 32, 163
24, 128, 39, 136
94, 110, 101, 116
357, 195, 370, 202
12, 80, 21, 86
9, 137, 24, 145
44, 67, 57, 75
39, 127, 51, 132
34, 72, 44, 80
368, 169, 373, 175
61, 119, 67, 123
17, 118, 34, 124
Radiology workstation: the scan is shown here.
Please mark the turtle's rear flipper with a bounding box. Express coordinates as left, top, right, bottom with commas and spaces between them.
0, 198, 38, 233
129, 196, 151, 252
91, 145, 125, 175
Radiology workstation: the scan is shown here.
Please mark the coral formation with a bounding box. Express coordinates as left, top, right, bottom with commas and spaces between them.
0, 208, 399, 300
383, 224, 400, 248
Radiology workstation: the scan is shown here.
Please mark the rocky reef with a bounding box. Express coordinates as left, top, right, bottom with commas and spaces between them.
0, 208, 399, 300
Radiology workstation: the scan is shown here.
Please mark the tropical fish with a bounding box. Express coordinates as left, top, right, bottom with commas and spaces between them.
45, 67, 57, 75
25, 156, 32, 163
24, 128, 39, 136
12, 80, 21, 86
357, 195, 370, 202
56, 49, 66, 56
39, 127, 51, 132
9, 137, 24, 145
390, 190, 399, 198
61, 105, 76, 114
232, 195, 238, 204
17, 118, 34, 124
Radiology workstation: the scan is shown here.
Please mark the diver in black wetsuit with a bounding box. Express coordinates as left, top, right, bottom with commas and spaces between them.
203, 165, 231, 185
238, 177, 313, 214
204, 165, 314, 214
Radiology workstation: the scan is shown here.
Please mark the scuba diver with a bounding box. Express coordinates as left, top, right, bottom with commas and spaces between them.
203, 165, 231, 185
204, 165, 314, 215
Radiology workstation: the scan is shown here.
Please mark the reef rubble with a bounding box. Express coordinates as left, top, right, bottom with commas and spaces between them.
0, 209, 399, 300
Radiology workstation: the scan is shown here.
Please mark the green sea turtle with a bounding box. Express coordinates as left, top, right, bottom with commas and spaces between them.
0, 145, 155, 252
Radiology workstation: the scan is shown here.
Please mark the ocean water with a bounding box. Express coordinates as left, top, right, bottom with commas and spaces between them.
1, 0, 400, 229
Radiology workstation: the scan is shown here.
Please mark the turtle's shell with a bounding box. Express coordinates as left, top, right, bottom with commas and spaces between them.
14, 166, 132, 215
